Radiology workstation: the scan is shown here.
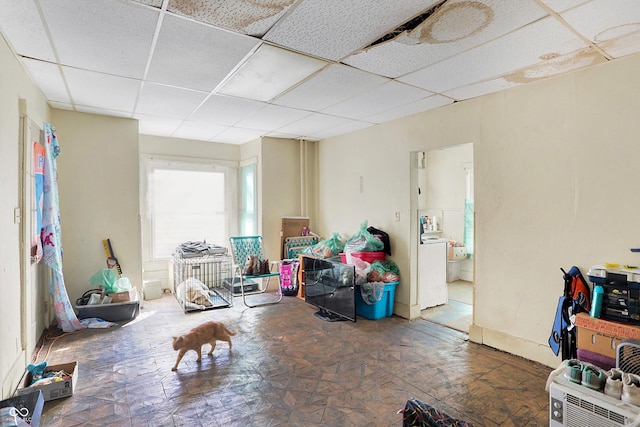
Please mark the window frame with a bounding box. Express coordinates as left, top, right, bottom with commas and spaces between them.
140, 155, 237, 262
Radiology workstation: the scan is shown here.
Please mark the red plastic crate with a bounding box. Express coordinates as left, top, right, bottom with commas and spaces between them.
339, 251, 386, 264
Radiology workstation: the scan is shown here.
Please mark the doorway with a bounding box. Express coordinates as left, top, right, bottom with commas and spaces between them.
414, 143, 474, 333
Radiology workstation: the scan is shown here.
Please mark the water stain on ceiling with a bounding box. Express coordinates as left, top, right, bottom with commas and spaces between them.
504, 47, 605, 84
410, 1, 494, 45
142, 0, 297, 36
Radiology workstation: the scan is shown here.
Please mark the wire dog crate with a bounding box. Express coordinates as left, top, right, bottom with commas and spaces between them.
171, 253, 233, 312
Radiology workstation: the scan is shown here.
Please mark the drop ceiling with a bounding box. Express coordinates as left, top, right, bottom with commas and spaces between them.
1, 0, 638, 145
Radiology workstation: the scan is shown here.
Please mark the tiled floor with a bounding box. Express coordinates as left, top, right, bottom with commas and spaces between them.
34, 290, 551, 426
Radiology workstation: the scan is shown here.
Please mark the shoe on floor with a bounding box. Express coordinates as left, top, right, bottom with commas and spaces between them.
604, 368, 624, 399
581, 365, 605, 391
622, 373, 640, 406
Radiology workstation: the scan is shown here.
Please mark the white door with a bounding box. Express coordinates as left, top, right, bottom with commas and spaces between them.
418, 239, 447, 309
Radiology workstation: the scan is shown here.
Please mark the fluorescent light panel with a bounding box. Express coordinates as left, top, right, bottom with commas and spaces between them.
217, 44, 328, 102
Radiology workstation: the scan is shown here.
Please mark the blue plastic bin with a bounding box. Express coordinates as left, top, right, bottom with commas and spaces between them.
355, 282, 398, 320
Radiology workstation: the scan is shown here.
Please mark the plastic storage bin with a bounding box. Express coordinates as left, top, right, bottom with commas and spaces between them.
355, 281, 398, 320
76, 300, 140, 321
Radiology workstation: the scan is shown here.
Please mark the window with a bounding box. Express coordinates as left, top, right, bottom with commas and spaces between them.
464, 167, 474, 257
239, 161, 257, 236
144, 159, 234, 260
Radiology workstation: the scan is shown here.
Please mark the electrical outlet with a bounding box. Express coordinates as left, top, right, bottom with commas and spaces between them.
395, 212, 400, 222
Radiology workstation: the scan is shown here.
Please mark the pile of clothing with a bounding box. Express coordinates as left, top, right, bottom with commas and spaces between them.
174, 241, 227, 258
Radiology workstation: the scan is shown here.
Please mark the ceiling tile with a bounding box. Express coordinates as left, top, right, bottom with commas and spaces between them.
235, 104, 312, 130
74, 105, 134, 119
309, 120, 375, 140
0, 0, 55, 61
399, 16, 588, 93
272, 63, 388, 111
365, 94, 454, 124
147, 14, 259, 91
213, 127, 265, 144
132, 0, 164, 7
322, 80, 434, 121
21, 58, 70, 104
135, 113, 183, 137
171, 121, 227, 141
263, 0, 442, 61
597, 29, 640, 59
343, 0, 549, 78
63, 67, 141, 113
540, 0, 596, 14
166, 0, 295, 37
40, 0, 158, 79
444, 77, 521, 100
264, 130, 306, 140
189, 94, 264, 126
274, 112, 355, 136
560, 0, 640, 58
136, 83, 208, 119
216, 43, 328, 102
48, 101, 73, 111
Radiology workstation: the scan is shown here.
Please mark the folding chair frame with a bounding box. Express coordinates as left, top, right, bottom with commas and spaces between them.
229, 236, 283, 308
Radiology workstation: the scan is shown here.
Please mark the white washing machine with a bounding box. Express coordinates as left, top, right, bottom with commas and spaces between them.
418, 237, 448, 309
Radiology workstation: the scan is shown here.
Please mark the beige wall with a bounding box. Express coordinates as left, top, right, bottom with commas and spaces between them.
261, 137, 305, 262
0, 33, 50, 397
3, 32, 640, 404
51, 110, 142, 308
316, 52, 640, 367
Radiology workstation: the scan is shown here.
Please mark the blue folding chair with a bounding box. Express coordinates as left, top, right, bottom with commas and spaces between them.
229, 236, 282, 307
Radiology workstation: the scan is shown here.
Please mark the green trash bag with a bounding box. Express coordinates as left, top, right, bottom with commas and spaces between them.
345, 220, 384, 253
89, 268, 118, 293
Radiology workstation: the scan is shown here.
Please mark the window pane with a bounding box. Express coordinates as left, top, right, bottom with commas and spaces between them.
240, 163, 257, 236
151, 168, 227, 258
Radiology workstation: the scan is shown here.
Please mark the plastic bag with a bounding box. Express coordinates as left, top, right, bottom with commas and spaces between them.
367, 260, 401, 282
360, 282, 385, 305
114, 277, 132, 292
367, 226, 391, 256
353, 257, 371, 285
88, 268, 118, 293
305, 232, 345, 258
345, 220, 384, 253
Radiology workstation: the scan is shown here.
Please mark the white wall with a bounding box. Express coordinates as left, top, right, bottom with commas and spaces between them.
0, 33, 50, 398
316, 53, 640, 367
51, 110, 142, 306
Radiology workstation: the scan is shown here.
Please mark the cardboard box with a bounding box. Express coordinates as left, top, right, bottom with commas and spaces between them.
108, 287, 138, 303
281, 216, 309, 259
575, 312, 640, 340
577, 327, 621, 359
16, 361, 77, 402
576, 313, 640, 359
0, 389, 44, 426
448, 246, 467, 260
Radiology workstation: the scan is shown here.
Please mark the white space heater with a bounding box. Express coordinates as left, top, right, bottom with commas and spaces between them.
550, 376, 640, 426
